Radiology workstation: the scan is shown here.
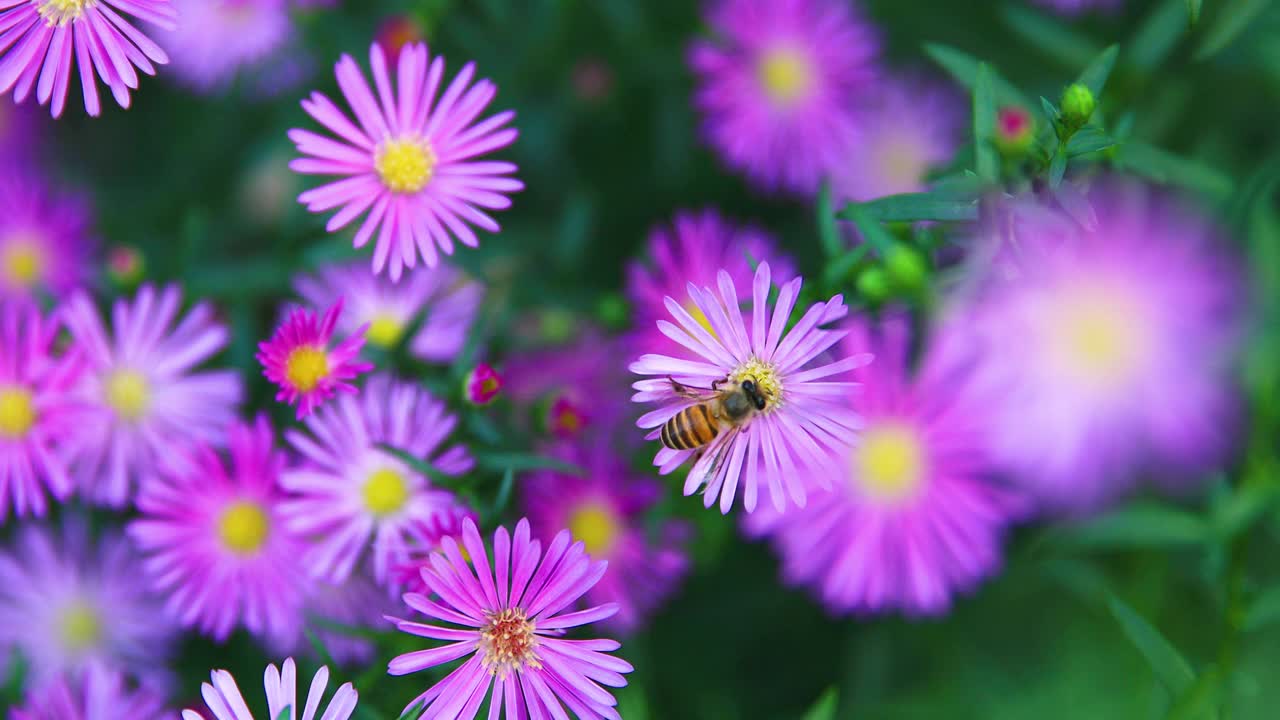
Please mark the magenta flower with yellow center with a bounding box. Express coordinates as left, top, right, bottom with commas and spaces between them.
388, 517, 633, 719
0, 170, 95, 300
257, 297, 373, 420
290, 42, 522, 278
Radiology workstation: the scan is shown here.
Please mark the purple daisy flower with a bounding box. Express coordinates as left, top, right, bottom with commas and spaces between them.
12, 663, 170, 720
163, 0, 291, 93
387, 517, 634, 719
181, 657, 358, 720
0, 301, 84, 522
688, 0, 879, 194
128, 415, 311, 644
626, 209, 795, 358
293, 259, 483, 360
0, 519, 176, 687
0, 0, 177, 117
388, 501, 476, 596
745, 316, 1027, 615
962, 182, 1243, 511
290, 42, 522, 278
831, 74, 964, 202
523, 445, 690, 633
280, 373, 474, 590
257, 297, 373, 420
0, 101, 41, 165
630, 262, 867, 514
0, 169, 95, 300
61, 284, 243, 507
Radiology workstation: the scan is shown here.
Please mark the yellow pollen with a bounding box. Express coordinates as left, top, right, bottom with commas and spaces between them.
363, 468, 409, 516
375, 138, 437, 194
105, 369, 150, 422
730, 357, 783, 411
0, 386, 36, 439
568, 503, 620, 556
1050, 289, 1146, 387
365, 313, 405, 348
757, 47, 813, 107
38, 0, 95, 26
285, 346, 329, 393
58, 600, 102, 651
218, 501, 270, 555
479, 607, 540, 678
682, 300, 716, 337
1, 236, 44, 289
855, 424, 927, 504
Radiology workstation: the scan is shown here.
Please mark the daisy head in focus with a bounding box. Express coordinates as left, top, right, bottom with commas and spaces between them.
0, 0, 177, 117
630, 261, 867, 514
257, 297, 373, 419
289, 42, 523, 279
688, 0, 879, 194
387, 517, 633, 719
745, 315, 1028, 616
280, 373, 474, 591
61, 284, 243, 507
181, 657, 357, 720
128, 415, 311, 644
11, 662, 169, 720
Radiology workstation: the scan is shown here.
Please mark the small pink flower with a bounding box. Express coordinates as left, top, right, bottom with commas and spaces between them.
463, 362, 502, 405
257, 298, 373, 419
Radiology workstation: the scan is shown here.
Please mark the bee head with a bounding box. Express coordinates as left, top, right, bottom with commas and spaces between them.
741, 380, 767, 411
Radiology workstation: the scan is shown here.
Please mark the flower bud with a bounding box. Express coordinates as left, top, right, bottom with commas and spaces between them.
856, 267, 890, 302
885, 243, 928, 291
376, 15, 425, 65
107, 245, 145, 288
464, 363, 502, 406
1060, 83, 1095, 129
993, 106, 1035, 157
545, 395, 589, 438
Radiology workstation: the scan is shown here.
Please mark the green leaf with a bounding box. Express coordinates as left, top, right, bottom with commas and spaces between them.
1048, 147, 1067, 187
1001, 5, 1102, 68
1195, 0, 1272, 59
1066, 127, 1119, 157
821, 247, 867, 290
841, 204, 896, 256
475, 451, 584, 475
817, 181, 842, 259
1186, 0, 1203, 24
490, 467, 515, 517
276, 707, 293, 720
1130, 0, 1190, 71
801, 687, 839, 720
398, 700, 427, 720
923, 44, 1031, 107
1113, 142, 1233, 201
1055, 503, 1209, 550
1245, 585, 1280, 631
1076, 44, 1120, 97
1108, 594, 1196, 696
972, 63, 997, 183
1040, 96, 1061, 126
838, 194, 979, 223
1210, 482, 1280, 539
1165, 667, 1222, 720
303, 627, 339, 669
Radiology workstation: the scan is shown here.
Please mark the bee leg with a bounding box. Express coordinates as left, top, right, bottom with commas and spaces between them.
668, 376, 706, 400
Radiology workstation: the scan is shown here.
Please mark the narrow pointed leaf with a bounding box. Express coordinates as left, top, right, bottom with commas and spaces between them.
1002, 5, 1102, 67
1055, 503, 1209, 550
1076, 44, 1120, 96
1195, 0, 1272, 59
838, 194, 980, 223
1113, 142, 1232, 200
973, 63, 997, 182
923, 44, 1031, 107
817, 180, 842, 259
801, 688, 839, 720
1108, 594, 1196, 695
1186, 0, 1203, 24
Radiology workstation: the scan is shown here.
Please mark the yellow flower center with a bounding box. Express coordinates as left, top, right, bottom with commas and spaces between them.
479, 607, 541, 679
38, 0, 95, 26
58, 600, 102, 651
730, 357, 783, 411
365, 313, 405, 348
285, 346, 329, 393
757, 47, 813, 108
0, 386, 36, 439
682, 300, 716, 336
1049, 288, 1147, 388
218, 500, 270, 555
0, 235, 44, 289
375, 138, 437, 194
363, 468, 409, 516
854, 424, 927, 504
568, 503, 620, 556
105, 369, 150, 422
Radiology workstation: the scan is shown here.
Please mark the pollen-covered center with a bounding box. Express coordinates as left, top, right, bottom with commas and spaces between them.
285, 346, 329, 393
1048, 286, 1148, 388
568, 502, 620, 556
854, 424, 927, 504
38, 0, 96, 26
105, 369, 150, 422
375, 138, 437, 194
730, 357, 783, 411
57, 599, 103, 651
218, 500, 270, 555
0, 386, 36, 438
479, 607, 541, 678
1, 234, 44, 288
757, 46, 813, 108
365, 313, 405, 348
363, 468, 409, 517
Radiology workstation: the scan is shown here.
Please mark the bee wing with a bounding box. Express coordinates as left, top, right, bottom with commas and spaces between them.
667, 375, 720, 400
691, 426, 740, 498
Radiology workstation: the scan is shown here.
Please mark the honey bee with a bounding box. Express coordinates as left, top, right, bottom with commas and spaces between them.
660, 376, 767, 451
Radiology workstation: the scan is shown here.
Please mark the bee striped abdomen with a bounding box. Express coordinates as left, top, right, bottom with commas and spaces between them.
661, 404, 719, 450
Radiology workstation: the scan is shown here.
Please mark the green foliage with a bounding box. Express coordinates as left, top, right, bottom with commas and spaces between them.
1107, 594, 1197, 697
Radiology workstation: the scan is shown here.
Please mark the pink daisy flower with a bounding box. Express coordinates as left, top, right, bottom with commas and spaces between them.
630, 262, 867, 514
181, 657, 358, 720
388, 501, 476, 595
0, 301, 84, 522
290, 42, 523, 278
280, 373, 474, 590
688, 0, 879, 193
163, 0, 291, 93
0, 169, 96, 300
257, 297, 373, 420
12, 663, 169, 720
387, 518, 634, 719
128, 415, 311, 644
61, 284, 243, 507
0, 0, 177, 117
523, 445, 690, 633
745, 316, 1028, 615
